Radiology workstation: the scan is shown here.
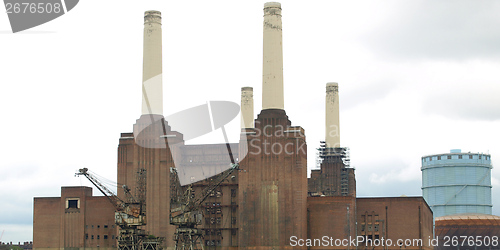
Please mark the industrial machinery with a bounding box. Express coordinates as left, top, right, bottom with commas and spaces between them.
170, 163, 239, 250
76, 168, 163, 250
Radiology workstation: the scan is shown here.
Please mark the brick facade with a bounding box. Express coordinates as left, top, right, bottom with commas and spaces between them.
33, 187, 116, 250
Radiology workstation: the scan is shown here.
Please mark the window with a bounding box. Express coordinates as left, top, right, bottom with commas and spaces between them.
231, 189, 237, 197
429, 157, 432, 161
216, 207, 222, 214
374, 224, 379, 231
469, 155, 473, 159
104, 225, 108, 229
112, 235, 115, 240
367, 224, 373, 231
104, 235, 108, 239
97, 225, 100, 228
479, 155, 482, 159
361, 224, 365, 231
216, 218, 221, 224
67, 199, 79, 209
91, 235, 94, 240
447, 155, 451, 159
232, 217, 237, 225
375, 235, 380, 240
85, 234, 88, 240
437, 156, 441, 160
97, 235, 100, 239
459, 155, 462, 159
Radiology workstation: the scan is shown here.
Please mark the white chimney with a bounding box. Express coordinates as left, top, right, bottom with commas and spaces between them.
262, 2, 284, 110
325, 82, 340, 148
141, 11, 163, 115
241, 87, 254, 129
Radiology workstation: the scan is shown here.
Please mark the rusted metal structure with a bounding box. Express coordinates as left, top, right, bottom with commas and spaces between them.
169, 164, 239, 250
76, 168, 163, 250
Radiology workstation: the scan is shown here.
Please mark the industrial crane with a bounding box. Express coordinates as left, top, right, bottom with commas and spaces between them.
170, 163, 239, 250
76, 168, 163, 250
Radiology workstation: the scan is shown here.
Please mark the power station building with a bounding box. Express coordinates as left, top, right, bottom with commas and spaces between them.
33, 3, 434, 250
422, 149, 493, 219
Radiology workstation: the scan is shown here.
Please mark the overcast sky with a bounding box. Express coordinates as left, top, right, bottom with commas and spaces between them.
1, 0, 500, 243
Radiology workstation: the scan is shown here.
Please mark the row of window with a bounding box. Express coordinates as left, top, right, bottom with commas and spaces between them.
205, 189, 238, 198
85, 234, 114, 240
424, 155, 489, 162
206, 207, 222, 214
204, 217, 237, 225
360, 214, 379, 223
192, 189, 238, 199
360, 223, 380, 232
204, 229, 238, 236
85, 225, 114, 229
206, 240, 221, 246
205, 202, 221, 207
205, 229, 222, 236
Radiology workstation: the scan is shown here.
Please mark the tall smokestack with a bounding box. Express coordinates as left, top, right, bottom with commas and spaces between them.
262, 2, 284, 110
141, 11, 163, 115
241, 87, 254, 129
325, 82, 340, 148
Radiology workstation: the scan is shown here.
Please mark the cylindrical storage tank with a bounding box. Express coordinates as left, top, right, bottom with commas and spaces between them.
421, 149, 492, 220
434, 213, 500, 250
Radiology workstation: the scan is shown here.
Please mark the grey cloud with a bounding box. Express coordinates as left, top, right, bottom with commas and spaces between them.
0, 199, 32, 225
356, 172, 422, 197
360, 1, 500, 61
422, 87, 500, 121
342, 81, 398, 110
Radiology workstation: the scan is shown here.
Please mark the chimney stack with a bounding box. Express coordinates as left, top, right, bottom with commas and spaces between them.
325, 82, 340, 148
141, 11, 163, 115
241, 87, 254, 129
262, 2, 284, 110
